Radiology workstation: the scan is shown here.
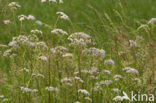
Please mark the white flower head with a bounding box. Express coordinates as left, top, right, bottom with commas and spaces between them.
78, 89, 90, 96
59, 0, 63, 4
10, 54, 17, 59
133, 78, 141, 83
104, 59, 114, 65
21, 87, 38, 93
45, 86, 58, 92
39, 56, 48, 62
123, 67, 139, 75
3, 49, 12, 57
0, 95, 4, 98
62, 53, 73, 57
112, 88, 120, 93
148, 18, 156, 24
27, 15, 35, 21
56, 12, 69, 20
41, 0, 46, 3
31, 29, 43, 35
114, 75, 122, 81
51, 29, 68, 35
3, 20, 11, 25
51, 46, 68, 55
2, 98, 9, 102
99, 80, 113, 86
68, 32, 92, 47
83, 48, 105, 58
101, 70, 111, 75
18, 15, 27, 21
129, 40, 137, 48
74, 76, 84, 83
36, 20, 43, 26
75, 101, 81, 103
8, 2, 21, 10
36, 41, 48, 50
23, 68, 29, 73
61, 77, 72, 86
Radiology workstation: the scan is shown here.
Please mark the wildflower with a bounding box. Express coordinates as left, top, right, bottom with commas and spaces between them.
23, 68, 29, 73
104, 59, 114, 65
3, 20, 11, 25
51, 46, 68, 55
61, 77, 72, 82
36, 41, 48, 50
22, 41, 35, 47
36, 20, 43, 26
61, 77, 72, 86
78, 89, 90, 96
133, 78, 141, 83
74, 76, 84, 83
59, 0, 63, 4
56, 12, 69, 20
21, 87, 38, 93
27, 15, 35, 21
3, 49, 12, 57
112, 88, 120, 93
90, 75, 98, 80
51, 28, 68, 35
2, 98, 9, 102
68, 32, 91, 42
62, 53, 73, 57
0, 95, 4, 98
28, 34, 39, 42
73, 71, 79, 75
75, 101, 81, 103
31, 29, 42, 35
41, 0, 46, 3
10, 54, 17, 59
45, 86, 58, 92
18, 15, 27, 21
123, 67, 139, 75
31, 89, 38, 93
83, 48, 105, 58
81, 70, 89, 74
8, 2, 21, 10
21, 87, 31, 93
69, 38, 86, 47
101, 70, 111, 75
114, 75, 122, 81
50, 48, 56, 54
89, 67, 98, 75
129, 40, 137, 48
8, 41, 18, 49
99, 80, 113, 86
92, 85, 103, 92
39, 56, 48, 62
68, 32, 92, 47
148, 18, 156, 24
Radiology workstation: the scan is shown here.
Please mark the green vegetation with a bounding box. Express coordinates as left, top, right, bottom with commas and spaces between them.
0, 0, 156, 103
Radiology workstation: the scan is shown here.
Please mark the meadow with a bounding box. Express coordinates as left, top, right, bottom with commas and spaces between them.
0, 0, 156, 103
